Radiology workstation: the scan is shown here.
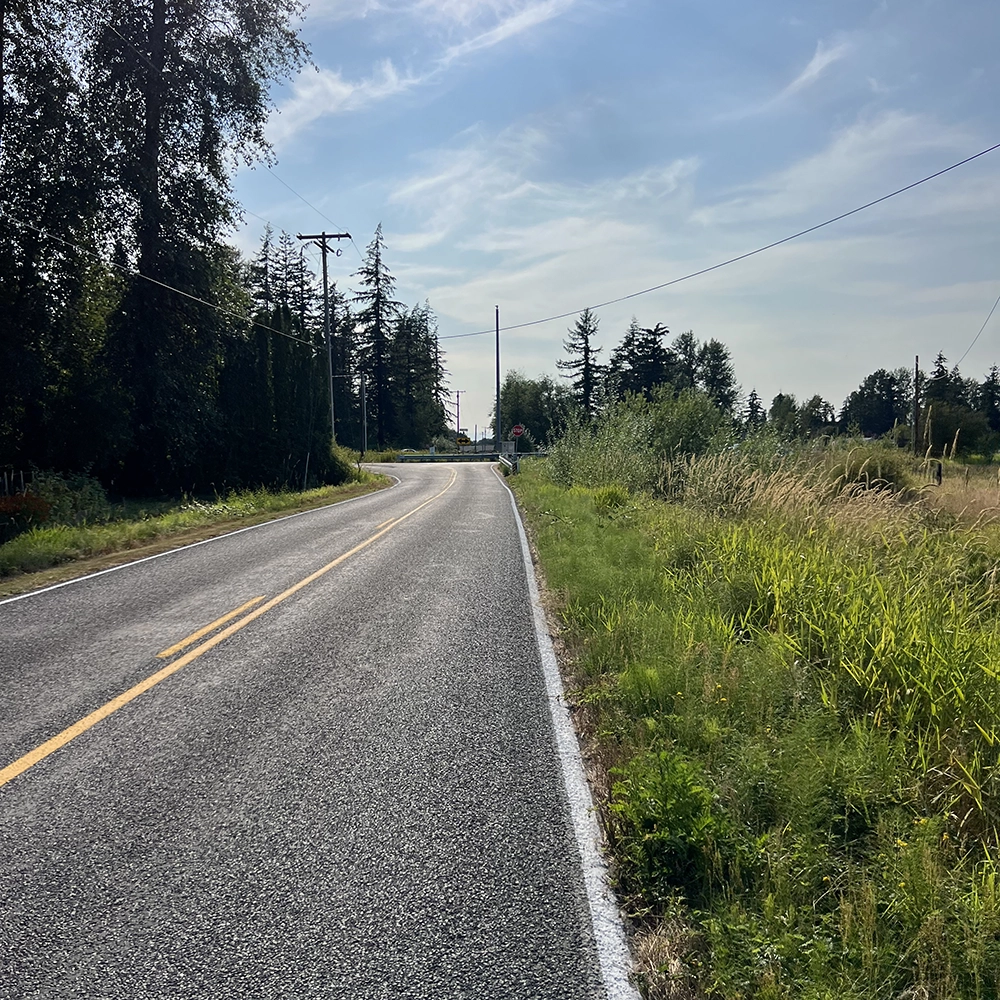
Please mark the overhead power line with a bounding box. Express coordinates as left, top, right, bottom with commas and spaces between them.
265, 167, 364, 261
2, 212, 319, 349
439, 140, 1000, 341
955, 287, 1000, 368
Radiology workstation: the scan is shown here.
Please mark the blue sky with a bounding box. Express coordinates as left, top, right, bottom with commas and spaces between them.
232, 0, 1000, 435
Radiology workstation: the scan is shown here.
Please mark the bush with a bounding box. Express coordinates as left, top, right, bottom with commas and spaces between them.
30, 469, 112, 525
430, 434, 456, 454
611, 750, 733, 907
546, 388, 731, 493
547, 405, 658, 491
593, 483, 631, 514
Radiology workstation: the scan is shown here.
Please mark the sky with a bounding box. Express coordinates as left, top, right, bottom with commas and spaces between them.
231, 0, 1000, 436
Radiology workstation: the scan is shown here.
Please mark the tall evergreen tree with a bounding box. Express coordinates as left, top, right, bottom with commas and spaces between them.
389, 303, 448, 448
769, 393, 799, 438
0, 1, 111, 471
799, 395, 835, 438
980, 365, 1000, 432
671, 330, 700, 391
353, 224, 403, 449
840, 368, 911, 437
743, 389, 766, 429
698, 338, 739, 412
608, 318, 671, 400
924, 352, 960, 406
636, 323, 671, 396
330, 285, 362, 449
556, 308, 603, 421
607, 317, 644, 399
82, 0, 309, 489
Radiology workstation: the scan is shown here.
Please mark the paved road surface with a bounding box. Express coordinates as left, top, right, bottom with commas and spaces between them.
0, 463, 616, 999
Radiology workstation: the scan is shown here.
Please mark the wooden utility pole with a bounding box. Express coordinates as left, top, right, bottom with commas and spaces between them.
297, 232, 350, 445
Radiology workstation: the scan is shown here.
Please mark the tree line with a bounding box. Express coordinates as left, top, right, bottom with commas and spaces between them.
0, 1, 447, 494
498, 309, 739, 449
501, 309, 1000, 458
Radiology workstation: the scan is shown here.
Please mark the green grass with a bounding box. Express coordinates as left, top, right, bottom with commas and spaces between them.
0, 475, 387, 578
513, 453, 1000, 1000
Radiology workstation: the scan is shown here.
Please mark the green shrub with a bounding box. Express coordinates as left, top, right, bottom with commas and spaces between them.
611, 749, 734, 907
546, 405, 658, 491
30, 468, 112, 525
593, 483, 631, 514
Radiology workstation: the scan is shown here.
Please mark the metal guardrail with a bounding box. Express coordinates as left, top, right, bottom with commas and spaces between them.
397, 453, 500, 463
498, 455, 519, 475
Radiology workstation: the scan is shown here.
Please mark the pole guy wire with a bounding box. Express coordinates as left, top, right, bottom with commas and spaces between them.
955, 287, 1000, 368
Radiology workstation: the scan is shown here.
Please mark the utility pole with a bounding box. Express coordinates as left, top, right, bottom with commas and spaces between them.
913, 354, 920, 457
495, 306, 501, 454
297, 231, 350, 445
454, 389, 467, 442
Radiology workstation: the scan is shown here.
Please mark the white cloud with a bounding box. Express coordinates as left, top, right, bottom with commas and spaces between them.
721, 36, 854, 119
388, 125, 551, 249
303, 0, 382, 23
387, 119, 699, 259
268, 60, 423, 145
437, 0, 576, 65
780, 38, 852, 99
271, 0, 578, 144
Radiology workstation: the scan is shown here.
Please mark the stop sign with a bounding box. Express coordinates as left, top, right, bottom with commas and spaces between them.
511, 424, 524, 437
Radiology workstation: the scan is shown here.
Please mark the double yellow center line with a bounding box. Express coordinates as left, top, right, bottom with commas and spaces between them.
0, 471, 457, 789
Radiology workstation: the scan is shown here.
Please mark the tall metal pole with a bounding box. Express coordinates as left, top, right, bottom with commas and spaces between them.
495, 305, 501, 454
913, 354, 920, 457
297, 232, 350, 448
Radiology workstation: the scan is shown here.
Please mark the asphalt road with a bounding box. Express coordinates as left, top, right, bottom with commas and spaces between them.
0, 463, 614, 999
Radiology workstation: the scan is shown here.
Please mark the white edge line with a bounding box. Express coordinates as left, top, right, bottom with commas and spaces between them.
0, 476, 401, 608
495, 468, 640, 1000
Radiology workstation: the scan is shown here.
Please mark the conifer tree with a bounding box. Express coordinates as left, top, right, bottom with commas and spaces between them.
698, 338, 739, 412
390, 303, 448, 447
0, 1, 110, 471
671, 330, 700, 391
981, 365, 1000, 432
608, 318, 671, 400
636, 323, 671, 395
743, 389, 766, 429
83, 0, 309, 490
353, 224, 403, 449
556, 308, 603, 421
